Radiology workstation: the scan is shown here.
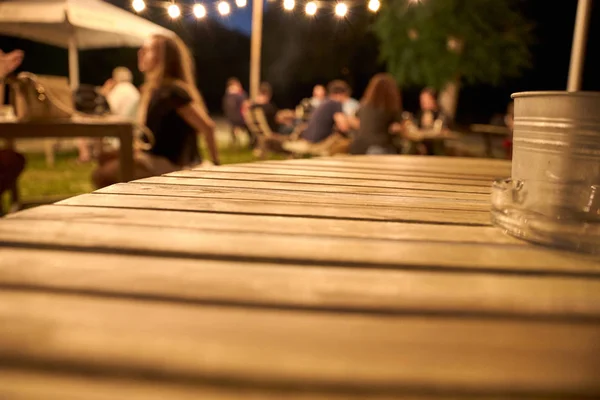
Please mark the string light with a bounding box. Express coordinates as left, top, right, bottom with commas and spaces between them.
367, 0, 380, 12
283, 0, 295, 11
236, 0, 247, 7
217, 0, 231, 15
167, 3, 181, 18
132, 0, 145, 12
305, 1, 317, 15
335, 2, 348, 17
193, 3, 207, 18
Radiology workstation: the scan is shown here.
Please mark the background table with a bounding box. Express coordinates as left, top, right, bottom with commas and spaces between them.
0, 155, 599, 399
0, 116, 135, 211
0, 116, 134, 180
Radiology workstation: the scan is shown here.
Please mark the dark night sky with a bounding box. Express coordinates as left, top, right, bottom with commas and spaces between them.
1, 0, 599, 122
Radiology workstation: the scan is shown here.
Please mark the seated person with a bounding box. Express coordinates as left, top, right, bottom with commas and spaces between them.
349, 73, 404, 155
93, 34, 219, 189
101, 67, 140, 119
250, 82, 294, 135
301, 80, 351, 144
413, 87, 451, 155
343, 96, 360, 117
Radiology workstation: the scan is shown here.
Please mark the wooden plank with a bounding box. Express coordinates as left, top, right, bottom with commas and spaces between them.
6, 205, 519, 244
1, 218, 599, 275
250, 161, 511, 178
139, 176, 491, 202
169, 169, 492, 194
59, 193, 492, 225
2, 248, 600, 318
0, 291, 599, 396
184, 164, 500, 183
233, 157, 511, 178
0, 368, 446, 400
270, 155, 511, 170
97, 183, 490, 213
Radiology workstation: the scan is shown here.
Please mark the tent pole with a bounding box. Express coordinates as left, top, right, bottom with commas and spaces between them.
68, 30, 79, 90
567, 0, 591, 92
249, 0, 263, 101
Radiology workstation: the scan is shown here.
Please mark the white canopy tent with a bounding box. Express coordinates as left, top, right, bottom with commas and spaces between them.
0, 0, 173, 89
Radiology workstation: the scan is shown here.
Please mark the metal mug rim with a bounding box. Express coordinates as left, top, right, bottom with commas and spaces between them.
511, 91, 600, 99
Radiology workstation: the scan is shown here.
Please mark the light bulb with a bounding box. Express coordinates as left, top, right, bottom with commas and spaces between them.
167, 3, 181, 18
335, 2, 347, 17
193, 3, 207, 18
368, 0, 380, 12
236, 0, 247, 7
305, 1, 317, 15
283, 0, 295, 11
217, 1, 231, 15
132, 0, 145, 12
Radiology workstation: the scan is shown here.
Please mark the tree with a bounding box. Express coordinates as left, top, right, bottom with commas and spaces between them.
373, 0, 533, 117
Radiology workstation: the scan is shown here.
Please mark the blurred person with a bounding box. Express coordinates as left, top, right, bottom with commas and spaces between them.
250, 82, 295, 135
222, 77, 247, 145
100, 66, 140, 119
0, 49, 26, 211
79, 67, 141, 156
349, 73, 404, 155
301, 80, 351, 144
310, 84, 326, 109
413, 87, 450, 155
0, 49, 24, 78
92, 34, 219, 188
343, 96, 360, 117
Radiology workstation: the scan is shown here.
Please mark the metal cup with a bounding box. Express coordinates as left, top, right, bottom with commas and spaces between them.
511, 91, 600, 217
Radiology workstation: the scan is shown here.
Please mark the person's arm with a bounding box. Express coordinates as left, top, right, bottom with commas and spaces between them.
177, 103, 220, 165
348, 116, 360, 130
334, 112, 350, 133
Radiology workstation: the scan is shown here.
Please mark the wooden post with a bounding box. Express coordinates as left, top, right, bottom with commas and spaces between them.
249, 0, 263, 101
68, 31, 80, 90
567, 0, 592, 92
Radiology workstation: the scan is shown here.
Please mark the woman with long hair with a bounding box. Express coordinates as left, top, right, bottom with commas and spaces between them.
349, 73, 404, 155
93, 34, 219, 188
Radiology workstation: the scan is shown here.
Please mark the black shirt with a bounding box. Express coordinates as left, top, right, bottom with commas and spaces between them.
222, 92, 246, 126
349, 105, 402, 154
146, 83, 200, 166
251, 102, 279, 133
302, 99, 343, 143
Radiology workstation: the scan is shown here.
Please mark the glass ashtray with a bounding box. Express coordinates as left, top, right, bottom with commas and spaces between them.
491, 178, 600, 255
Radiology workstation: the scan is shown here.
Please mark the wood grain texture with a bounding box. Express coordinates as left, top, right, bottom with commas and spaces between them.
1, 248, 599, 319
1, 218, 599, 275
138, 176, 491, 201
235, 156, 511, 178
58, 193, 492, 225
6, 205, 517, 244
2, 368, 457, 400
0, 291, 599, 396
172, 168, 495, 191
97, 183, 490, 212
2, 155, 598, 399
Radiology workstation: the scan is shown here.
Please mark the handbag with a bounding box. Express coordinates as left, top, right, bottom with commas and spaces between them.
7, 72, 154, 151
7, 72, 73, 121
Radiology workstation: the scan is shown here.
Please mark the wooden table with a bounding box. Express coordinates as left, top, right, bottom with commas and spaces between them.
0, 116, 135, 180
0, 116, 135, 212
1, 155, 599, 399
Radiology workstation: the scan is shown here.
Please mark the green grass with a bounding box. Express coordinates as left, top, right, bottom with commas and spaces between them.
3, 144, 285, 209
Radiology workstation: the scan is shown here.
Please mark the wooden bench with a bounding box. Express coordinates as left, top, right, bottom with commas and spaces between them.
0, 155, 599, 399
